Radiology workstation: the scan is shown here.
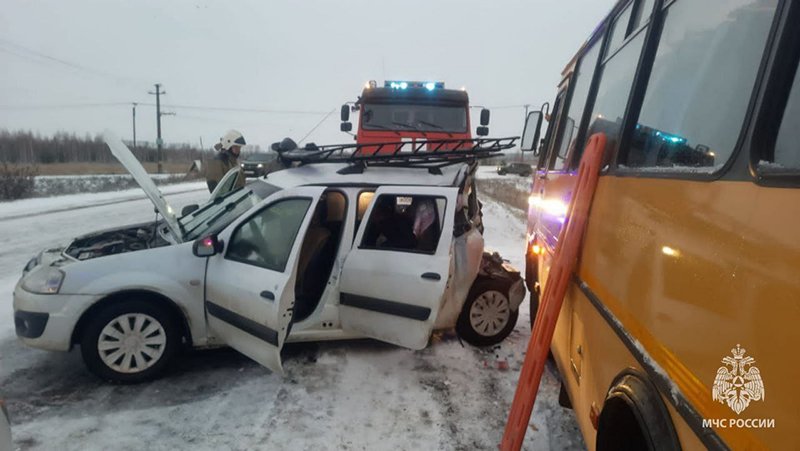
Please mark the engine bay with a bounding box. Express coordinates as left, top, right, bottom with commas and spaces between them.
64, 222, 170, 261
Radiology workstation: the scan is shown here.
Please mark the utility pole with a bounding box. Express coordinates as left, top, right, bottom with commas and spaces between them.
148, 83, 167, 173
522, 104, 531, 162
131, 102, 138, 148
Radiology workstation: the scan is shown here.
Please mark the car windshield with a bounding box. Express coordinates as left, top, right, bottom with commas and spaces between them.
361, 103, 468, 133
180, 181, 282, 241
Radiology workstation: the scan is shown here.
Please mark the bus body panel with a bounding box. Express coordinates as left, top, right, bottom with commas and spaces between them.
538, 174, 799, 449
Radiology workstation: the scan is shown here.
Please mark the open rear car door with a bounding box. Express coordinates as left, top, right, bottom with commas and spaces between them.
203, 186, 326, 373
339, 185, 458, 349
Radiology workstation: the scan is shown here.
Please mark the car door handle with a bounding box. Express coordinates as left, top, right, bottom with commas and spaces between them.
260, 290, 275, 300
421, 272, 441, 281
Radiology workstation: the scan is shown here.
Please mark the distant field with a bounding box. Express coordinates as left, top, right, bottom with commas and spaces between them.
10, 161, 193, 175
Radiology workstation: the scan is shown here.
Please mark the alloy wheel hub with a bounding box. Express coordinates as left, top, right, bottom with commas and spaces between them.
97, 313, 166, 374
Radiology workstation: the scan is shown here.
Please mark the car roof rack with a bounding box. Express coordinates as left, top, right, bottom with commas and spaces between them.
277, 137, 519, 175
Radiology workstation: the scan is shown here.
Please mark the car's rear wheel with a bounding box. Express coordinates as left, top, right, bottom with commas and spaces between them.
457, 279, 519, 347
80, 300, 180, 383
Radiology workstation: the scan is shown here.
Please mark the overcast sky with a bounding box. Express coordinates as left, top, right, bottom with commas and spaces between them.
1, 0, 614, 150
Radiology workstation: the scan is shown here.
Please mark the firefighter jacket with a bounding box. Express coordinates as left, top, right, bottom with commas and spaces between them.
206, 151, 245, 193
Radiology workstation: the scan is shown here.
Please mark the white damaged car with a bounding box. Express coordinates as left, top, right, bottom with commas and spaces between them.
13, 135, 525, 383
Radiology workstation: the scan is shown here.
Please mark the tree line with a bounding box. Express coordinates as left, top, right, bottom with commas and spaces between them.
0, 130, 213, 164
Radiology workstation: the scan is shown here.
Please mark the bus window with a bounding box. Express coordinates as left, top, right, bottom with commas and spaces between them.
584, 29, 647, 159
539, 90, 564, 170
606, 2, 633, 57
629, 0, 655, 31
552, 39, 602, 170
624, 0, 779, 171
773, 64, 800, 169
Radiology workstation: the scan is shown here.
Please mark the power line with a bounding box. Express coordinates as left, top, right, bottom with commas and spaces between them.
298, 108, 337, 144
485, 104, 533, 110
155, 102, 329, 115
0, 102, 132, 110
170, 112, 285, 127
0, 99, 533, 120
0, 37, 145, 85
0, 102, 329, 116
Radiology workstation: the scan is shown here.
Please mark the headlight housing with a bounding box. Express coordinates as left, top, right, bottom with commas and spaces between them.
257, 163, 264, 168
22, 267, 65, 294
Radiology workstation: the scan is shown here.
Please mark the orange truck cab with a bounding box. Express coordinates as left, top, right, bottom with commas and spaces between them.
340, 80, 491, 155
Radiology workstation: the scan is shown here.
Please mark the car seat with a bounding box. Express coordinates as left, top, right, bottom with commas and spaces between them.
293, 194, 343, 322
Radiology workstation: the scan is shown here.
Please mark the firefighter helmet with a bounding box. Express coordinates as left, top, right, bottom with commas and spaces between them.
219, 130, 246, 151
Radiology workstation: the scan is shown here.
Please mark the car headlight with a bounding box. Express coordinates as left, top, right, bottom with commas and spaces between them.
240, 163, 245, 167
21, 267, 65, 294
257, 163, 264, 168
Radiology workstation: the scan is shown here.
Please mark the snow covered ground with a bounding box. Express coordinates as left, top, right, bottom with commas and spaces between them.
0, 177, 583, 450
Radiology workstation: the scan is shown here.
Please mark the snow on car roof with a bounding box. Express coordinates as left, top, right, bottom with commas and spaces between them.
263, 162, 468, 189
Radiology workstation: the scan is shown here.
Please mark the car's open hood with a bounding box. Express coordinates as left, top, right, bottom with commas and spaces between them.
103, 131, 183, 242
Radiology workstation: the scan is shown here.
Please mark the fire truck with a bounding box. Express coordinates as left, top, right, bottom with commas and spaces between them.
339, 80, 492, 154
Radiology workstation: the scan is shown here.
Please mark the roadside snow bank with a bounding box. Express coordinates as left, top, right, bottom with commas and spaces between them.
31, 174, 195, 197
0, 182, 207, 219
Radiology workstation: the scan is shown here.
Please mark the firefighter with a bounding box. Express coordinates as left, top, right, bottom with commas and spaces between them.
206, 129, 247, 193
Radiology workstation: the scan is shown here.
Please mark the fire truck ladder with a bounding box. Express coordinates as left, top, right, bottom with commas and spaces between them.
276, 137, 518, 174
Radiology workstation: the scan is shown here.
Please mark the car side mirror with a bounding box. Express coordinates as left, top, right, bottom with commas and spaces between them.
193, 235, 223, 257
340, 104, 350, 122
181, 204, 199, 216
480, 108, 490, 126
341, 122, 353, 132
521, 111, 544, 154
476, 126, 489, 136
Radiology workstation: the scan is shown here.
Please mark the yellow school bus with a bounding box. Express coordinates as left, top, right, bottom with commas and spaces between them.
520, 0, 799, 449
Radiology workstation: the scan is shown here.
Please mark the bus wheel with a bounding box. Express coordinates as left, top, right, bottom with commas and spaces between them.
596, 371, 680, 451
524, 250, 539, 328
529, 287, 540, 329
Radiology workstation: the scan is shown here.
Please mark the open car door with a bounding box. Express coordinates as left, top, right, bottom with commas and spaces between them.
339, 185, 458, 349
209, 167, 243, 201
203, 186, 326, 373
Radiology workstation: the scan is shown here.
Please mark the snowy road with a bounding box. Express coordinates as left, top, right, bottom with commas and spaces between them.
0, 178, 583, 450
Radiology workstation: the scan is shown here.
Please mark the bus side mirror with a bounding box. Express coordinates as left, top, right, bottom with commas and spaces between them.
340, 104, 350, 122
341, 122, 353, 132
480, 108, 491, 126
476, 126, 489, 136
521, 111, 543, 154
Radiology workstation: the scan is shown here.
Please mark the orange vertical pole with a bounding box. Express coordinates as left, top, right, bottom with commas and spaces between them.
500, 133, 606, 451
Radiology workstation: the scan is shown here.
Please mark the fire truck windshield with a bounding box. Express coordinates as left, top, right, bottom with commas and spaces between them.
361, 103, 468, 133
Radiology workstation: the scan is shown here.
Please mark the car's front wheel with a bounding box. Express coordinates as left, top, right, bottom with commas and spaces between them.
456, 279, 519, 347
80, 300, 180, 383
